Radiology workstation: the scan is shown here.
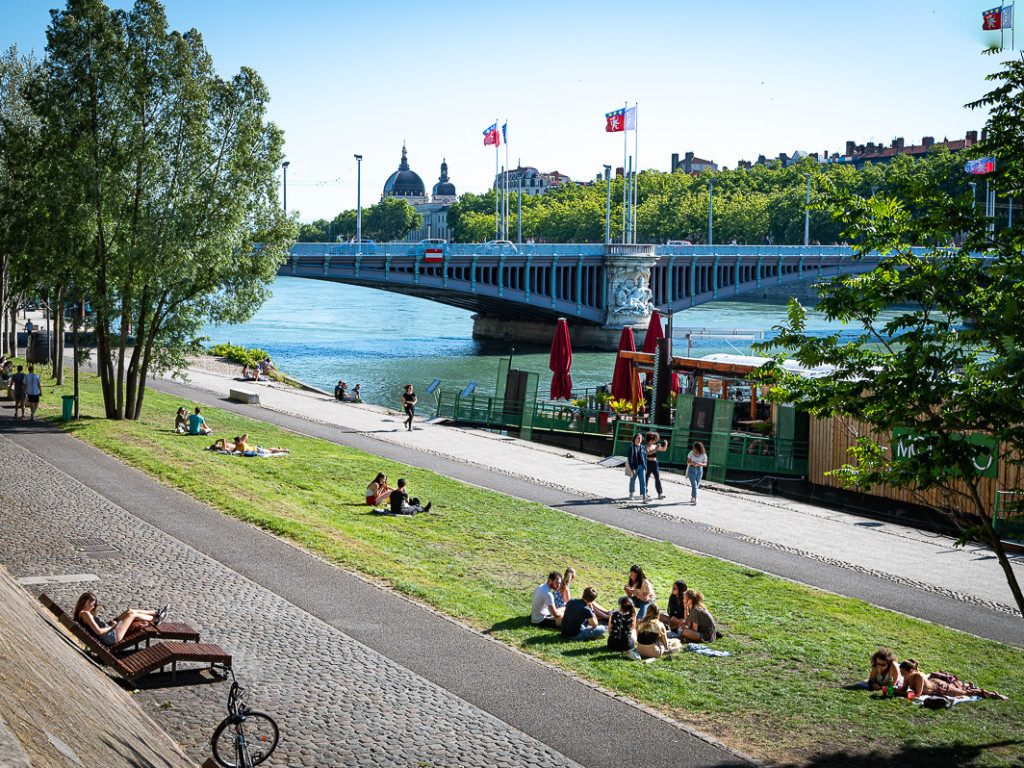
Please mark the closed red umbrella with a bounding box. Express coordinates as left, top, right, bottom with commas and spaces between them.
549, 318, 573, 400
640, 312, 664, 388
610, 327, 640, 402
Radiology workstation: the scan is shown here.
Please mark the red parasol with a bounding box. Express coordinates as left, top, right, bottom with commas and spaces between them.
610, 327, 640, 402
548, 318, 573, 400
640, 312, 664, 388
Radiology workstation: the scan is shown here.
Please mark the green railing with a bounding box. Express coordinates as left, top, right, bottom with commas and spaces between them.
435, 392, 614, 437
994, 491, 1024, 540
724, 433, 809, 475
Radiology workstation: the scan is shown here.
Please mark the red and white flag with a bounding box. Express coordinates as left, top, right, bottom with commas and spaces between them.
983, 6, 1002, 29
605, 109, 625, 132
483, 123, 501, 147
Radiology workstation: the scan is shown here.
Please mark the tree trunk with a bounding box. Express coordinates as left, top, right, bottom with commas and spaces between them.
0, 252, 8, 356
52, 290, 65, 384
969, 483, 1024, 617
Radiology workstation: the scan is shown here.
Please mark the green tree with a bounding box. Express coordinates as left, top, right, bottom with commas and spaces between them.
28, 0, 294, 419
756, 52, 1024, 617
362, 197, 422, 242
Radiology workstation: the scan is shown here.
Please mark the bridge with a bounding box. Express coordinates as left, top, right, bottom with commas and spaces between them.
280, 242, 887, 348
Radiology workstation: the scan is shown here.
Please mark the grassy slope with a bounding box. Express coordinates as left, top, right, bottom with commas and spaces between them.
28, 369, 1024, 766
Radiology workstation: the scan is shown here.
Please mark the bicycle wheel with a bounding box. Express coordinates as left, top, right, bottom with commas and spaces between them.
211, 712, 279, 767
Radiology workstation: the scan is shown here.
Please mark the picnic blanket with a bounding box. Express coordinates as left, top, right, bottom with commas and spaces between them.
205, 447, 288, 458
683, 643, 731, 657
371, 507, 416, 516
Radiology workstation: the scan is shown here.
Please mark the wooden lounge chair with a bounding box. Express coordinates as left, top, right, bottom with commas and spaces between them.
38, 593, 231, 683
38, 593, 200, 651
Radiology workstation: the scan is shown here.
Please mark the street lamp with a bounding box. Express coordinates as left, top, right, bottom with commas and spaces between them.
708, 178, 714, 245
354, 154, 363, 252
282, 161, 290, 213
604, 165, 612, 245
802, 173, 811, 246
968, 181, 977, 210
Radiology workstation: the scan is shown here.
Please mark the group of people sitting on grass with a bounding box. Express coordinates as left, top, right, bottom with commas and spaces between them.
74, 592, 169, 647
868, 647, 1007, 700
334, 381, 363, 402
174, 406, 213, 435
209, 433, 290, 456
365, 472, 430, 515
530, 564, 718, 660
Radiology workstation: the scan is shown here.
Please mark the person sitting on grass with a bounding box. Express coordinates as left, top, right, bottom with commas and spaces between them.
74, 592, 168, 647
895, 659, 1008, 700
560, 587, 608, 641
366, 473, 393, 506
187, 406, 213, 435
664, 579, 689, 637
530, 571, 564, 628
388, 478, 430, 515
679, 589, 717, 644
554, 567, 575, 610
174, 407, 188, 434
636, 602, 682, 659
867, 647, 902, 691
607, 596, 638, 658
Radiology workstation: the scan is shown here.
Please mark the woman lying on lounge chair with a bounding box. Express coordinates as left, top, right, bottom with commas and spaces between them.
74, 592, 169, 647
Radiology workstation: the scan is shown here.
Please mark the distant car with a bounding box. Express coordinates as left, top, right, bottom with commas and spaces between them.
419, 238, 446, 245
484, 239, 518, 252
666, 239, 692, 246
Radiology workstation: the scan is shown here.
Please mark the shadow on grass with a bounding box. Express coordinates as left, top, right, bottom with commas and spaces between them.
487, 616, 533, 634
779, 740, 1024, 768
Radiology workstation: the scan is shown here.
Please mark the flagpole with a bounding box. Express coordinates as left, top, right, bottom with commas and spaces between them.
504, 124, 509, 239
626, 100, 634, 241
622, 101, 628, 244
494, 118, 499, 240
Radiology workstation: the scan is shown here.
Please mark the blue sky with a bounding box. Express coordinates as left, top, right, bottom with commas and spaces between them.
1, 1, 1011, 221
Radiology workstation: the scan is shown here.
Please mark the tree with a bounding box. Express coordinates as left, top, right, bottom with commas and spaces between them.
756, 51, 1024, 618
24, 0, 294, 419
362, 197, 421, 242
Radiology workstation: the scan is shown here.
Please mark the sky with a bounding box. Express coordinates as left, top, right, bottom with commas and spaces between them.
1, 1, 1013, 222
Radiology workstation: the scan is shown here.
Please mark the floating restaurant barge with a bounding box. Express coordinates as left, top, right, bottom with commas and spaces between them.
432, 352, 1020, 536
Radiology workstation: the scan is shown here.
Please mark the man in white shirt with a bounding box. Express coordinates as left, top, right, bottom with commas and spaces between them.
23, 364, 42, 421
530, 572, 564, 628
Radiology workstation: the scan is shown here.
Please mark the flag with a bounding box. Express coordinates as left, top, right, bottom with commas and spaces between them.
965, 156, 996, 174
1002, 4, 1014, 28
502, 122, 508, 144
483, 123, 500, 147
606, 108, 625, 132
983, 6, 1002, 29
624, 106, 636, 130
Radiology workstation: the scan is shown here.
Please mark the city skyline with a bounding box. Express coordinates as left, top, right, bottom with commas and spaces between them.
2, 0, 1011, 222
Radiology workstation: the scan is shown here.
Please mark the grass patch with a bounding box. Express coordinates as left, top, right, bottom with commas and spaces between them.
30, 368, 1024, 766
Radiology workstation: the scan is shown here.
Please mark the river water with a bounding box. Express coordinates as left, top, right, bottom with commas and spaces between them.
201, 277, 852, 406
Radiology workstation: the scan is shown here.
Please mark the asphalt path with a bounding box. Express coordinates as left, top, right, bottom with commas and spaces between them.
147, 376, 1023, 649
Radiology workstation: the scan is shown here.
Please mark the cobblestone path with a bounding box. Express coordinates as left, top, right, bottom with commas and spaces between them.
0, 434, 581, 768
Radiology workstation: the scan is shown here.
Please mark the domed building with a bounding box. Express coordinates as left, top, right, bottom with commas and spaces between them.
381, 145, 457, 242
382, 144, 428, 204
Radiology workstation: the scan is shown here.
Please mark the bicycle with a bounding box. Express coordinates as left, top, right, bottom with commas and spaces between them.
210, 668, 279, 768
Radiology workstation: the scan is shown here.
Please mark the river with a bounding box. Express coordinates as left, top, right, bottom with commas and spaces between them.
201, 276, 856, 406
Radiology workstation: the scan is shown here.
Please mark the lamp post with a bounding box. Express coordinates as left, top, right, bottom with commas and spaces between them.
968, 181, 977, 210
708, 178, 713, 245
604, 164, 612, 245
802, 173, 811, 246
354, 154, 362, 252
282, 161, 289, 213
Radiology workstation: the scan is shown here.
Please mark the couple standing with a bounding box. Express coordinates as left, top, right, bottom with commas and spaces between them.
627, 433, 707, 504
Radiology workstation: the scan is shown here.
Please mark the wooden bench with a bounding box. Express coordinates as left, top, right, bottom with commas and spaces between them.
39, 593, 200, 651
39, 593, 231, 683
229, 389, 260, 405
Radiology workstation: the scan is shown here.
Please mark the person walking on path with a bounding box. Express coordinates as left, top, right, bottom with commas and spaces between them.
401, 384, 417, 431
644, 432, 668, 500
23, 364, 41, 421
627, 433, 648, 501
686, 441, 708, 505
10, 365, 27, 420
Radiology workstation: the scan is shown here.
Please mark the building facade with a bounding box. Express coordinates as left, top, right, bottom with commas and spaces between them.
381, 146, 457, 242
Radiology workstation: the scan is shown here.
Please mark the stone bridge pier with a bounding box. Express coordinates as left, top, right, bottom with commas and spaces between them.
471, 245, 659, 350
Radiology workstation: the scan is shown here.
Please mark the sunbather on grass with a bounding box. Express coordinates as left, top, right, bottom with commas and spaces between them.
74, 592, 168, 647
868, 647, 902, 691
237, 433, 290, 455
896, 659, 1008, 700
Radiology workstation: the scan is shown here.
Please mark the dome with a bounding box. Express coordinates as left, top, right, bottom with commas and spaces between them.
383, 145, 425, 198
432, 158, 456, 197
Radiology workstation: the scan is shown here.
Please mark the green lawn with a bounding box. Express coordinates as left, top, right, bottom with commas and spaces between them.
29, 367, 1024, 766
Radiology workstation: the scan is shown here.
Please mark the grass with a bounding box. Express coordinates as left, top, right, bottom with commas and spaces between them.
22, 365, 1024, 766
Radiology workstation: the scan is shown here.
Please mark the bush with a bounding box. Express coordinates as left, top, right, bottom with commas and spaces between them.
208, 342, 269, 369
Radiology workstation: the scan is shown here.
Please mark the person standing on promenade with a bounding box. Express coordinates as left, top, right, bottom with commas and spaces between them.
644, 432, 668, 500
10, 365, 27, 419
686, 441, 708, 505
24, 364, 41, 420
401, 384, 417, 431
627, 432, 648, 501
